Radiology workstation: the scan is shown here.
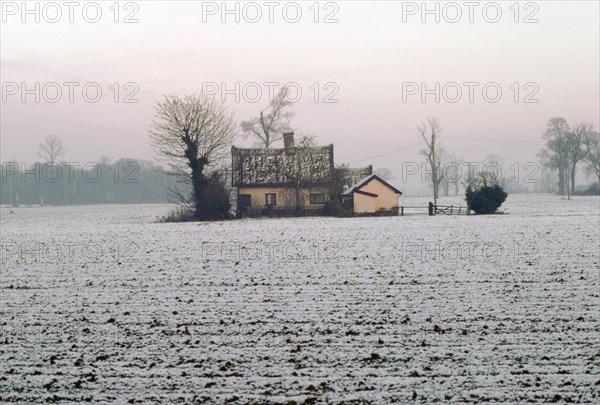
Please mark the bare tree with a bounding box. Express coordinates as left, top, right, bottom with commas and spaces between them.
583, 129, 600, 184
538, 166, 558, 193
468, 169, 503, 189
444, 152, 463, 196
418, 118, 443, 205
483, 154, 506, 188
436, 146, 449, 196
374, 167, 394, 181
539, 117, 570, 195
295, 133, 317, 148
240, 87, 295, 148
149, 93, 235, 220
38, 135, 65, 164
565, 123, 593, 194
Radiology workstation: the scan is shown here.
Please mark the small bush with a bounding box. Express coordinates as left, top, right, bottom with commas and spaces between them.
465, 184, 507, 214
159, 206, 195, 223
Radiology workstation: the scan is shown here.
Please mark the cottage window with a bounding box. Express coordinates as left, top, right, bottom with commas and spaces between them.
265, 193, 277, 206
310, 193, 326, 204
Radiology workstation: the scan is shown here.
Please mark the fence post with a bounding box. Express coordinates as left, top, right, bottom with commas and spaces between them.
428, 202, 434, 216
401, 206, 404, 216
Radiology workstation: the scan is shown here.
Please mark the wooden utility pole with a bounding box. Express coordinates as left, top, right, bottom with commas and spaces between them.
419, 118, 442, 207
432, 130, 437, 206
9, 172, 13, 213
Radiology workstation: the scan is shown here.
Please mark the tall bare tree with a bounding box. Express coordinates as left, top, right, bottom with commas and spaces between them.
539, 117, 570, 195
418, 118, 443, 205
38, 135, 65, 164
565, 123, 593, 194
149, 93, 235, 220
240, 87, 295, 148
583, 129, 600, 184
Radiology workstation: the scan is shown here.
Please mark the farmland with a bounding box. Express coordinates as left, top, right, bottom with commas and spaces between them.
1, 194, 599, 403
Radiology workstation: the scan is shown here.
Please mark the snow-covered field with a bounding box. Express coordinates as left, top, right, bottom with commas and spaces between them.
1, 194, 599, 403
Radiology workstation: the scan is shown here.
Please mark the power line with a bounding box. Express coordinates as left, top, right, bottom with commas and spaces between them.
341, 137, 545, 165
345, 142, 422, 164
443, 136, 544, 144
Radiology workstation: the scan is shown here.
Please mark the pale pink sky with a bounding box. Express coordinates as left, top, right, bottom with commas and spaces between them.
1, 1, 599, 188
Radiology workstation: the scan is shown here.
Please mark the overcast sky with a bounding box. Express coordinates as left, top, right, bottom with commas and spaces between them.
1, 1, 598, 191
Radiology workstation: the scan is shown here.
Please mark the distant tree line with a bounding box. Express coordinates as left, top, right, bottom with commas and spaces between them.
538, 117, 599, 197
1, 157, 179, 206
1, 135, 182, 206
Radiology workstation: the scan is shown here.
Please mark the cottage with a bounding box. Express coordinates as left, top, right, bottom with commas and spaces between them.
342, 174, 402, 215
231, 132, 371, 216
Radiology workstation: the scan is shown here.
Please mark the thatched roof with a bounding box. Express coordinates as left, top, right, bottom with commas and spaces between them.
231, 145, 335, 187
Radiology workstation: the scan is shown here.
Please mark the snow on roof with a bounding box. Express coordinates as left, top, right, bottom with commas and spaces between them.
231, 145, 335, 187
231, 146, 373, 189
342, 174, 402, 196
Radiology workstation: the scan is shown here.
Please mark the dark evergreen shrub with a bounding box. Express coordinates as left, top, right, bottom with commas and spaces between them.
465, 184, 507, 214
199, 172, 231, 220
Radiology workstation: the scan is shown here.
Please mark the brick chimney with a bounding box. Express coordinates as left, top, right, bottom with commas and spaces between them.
283, 131, 295, 151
